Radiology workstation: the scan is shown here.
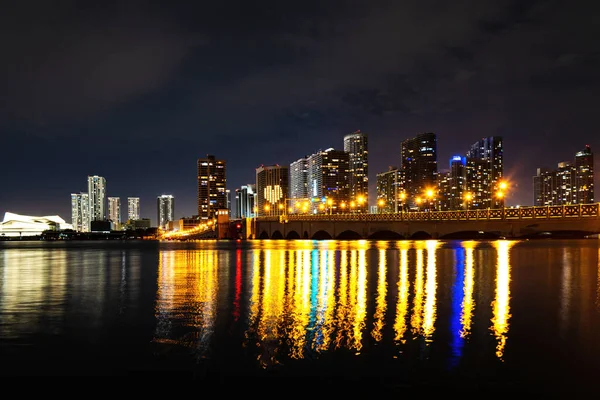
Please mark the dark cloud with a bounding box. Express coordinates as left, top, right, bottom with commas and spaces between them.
0, 0, 599, 220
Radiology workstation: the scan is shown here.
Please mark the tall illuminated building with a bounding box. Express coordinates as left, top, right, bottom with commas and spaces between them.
256, 165, 288, 216
533, 145, 594, 206
87, 175, 106, 223
157, 195, 175, 229
197, 154, 227, 220
400, 132, 437, 210
289, 156, 309, 207
466, 136, 503, 209
235, 184, 256, 219
344, 130, 369, 211
307, 148, 350, 213
107, 197, 121, 227
575, 145, 594, 204
128, 197, 140, 220
71, 192, 89, 232
438, 156, 467, 211
376, 166, 401, 213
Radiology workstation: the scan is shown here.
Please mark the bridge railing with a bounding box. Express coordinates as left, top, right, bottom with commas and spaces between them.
259, 203, 600, 222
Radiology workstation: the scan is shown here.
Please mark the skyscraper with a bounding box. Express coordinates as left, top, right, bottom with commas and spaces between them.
157, 195, 175, 229
289, 156, 309, 207
256, 165, 289, 216
71, 192, 89, 232
376, 167, 401, 213
307, 148, 350, 212
466, 136, 503, 208
107, 197, 121, 227
197, 155, 227, 220
344, 130, 368, 211
235, 184, 256, 219
533, 145, 594, 205
400, 132, 437, 210
575, 145, 594, 204
128, 197, 140, 220
87, 175, 106, 223
438, 156, 467, 211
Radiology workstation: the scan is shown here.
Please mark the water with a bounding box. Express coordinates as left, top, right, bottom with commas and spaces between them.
1, 239, 599, 392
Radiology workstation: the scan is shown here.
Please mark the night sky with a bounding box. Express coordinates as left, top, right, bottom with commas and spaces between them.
1, 0, 599, 225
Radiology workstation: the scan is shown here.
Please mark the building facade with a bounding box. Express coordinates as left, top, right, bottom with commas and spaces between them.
400, 132, 437, 210
289, 157, 309, 208
107, 197, 121, 227
157, 194, 175, 229
344, 130, 369, 212
533, 146, 594, 206
128, 197, 140, 221
256, 165, 289, 216
87, 175, 106, 224
307, 148, 350, 213
197, 155, 227, 220
438, 156, 468, 211
465, 136, 504, 209
71, 192, 90, 232
235, 184, 256, 219
376, 167, 401, 213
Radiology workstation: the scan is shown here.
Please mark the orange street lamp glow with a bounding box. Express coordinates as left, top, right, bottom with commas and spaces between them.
327, 198, 333, 206
278, 203, 284, 210
357, 195, 365, 204
499, 181, 508, 190
341, 202, 346, 209
426, 189, 435, 199
496, 191, 504, 199
350, 201, 356, 208
264, 204, 270, 211
399, 192, 406, 201
319, 203, 325, 210
416, 197, 422, 204
378, 199, 385, 207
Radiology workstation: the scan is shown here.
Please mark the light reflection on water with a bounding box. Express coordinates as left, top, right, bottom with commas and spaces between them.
2, 239, 600, 385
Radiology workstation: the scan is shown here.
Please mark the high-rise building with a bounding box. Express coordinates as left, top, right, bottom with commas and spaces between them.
225, 189, 232, 217
289, 156, 309, 208
157, 195, 175, 229
575, 145, 594, 204
107, 197, 121, 226
344, 130, 369, 211
197, 155, 227, 220
400, 132, 437, 210
87, 175, 106, 223
376, 167, 401, 213
438, 156, 468, 211
128, 197, 140, 220
533, 146, 594, 206
235, 184, 256, 219
466, 136, 503, 208
307, 148, 350, 213
71, 192, 89, 232
256, 165, 289, 216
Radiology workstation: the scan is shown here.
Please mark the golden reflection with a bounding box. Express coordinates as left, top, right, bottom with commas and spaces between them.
314, 249, 336, 352
289, 249, 310, 359
154, 249, 219, 356
422, 240, 439, 341
371, 242, 388, 342
334, 250, 350, 349
411, 244, 425, 334
354, 248, 368, 352
461, 241, 476, 338
491, 240, 515, 361
597, 246, 600, 312
394, 242, 410, 344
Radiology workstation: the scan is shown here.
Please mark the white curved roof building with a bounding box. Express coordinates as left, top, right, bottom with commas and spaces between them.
0, 212, 73, 237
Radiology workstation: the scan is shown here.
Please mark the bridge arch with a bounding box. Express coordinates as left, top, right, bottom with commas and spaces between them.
271, 230, 283, 239
259, 231, 270, 239
439, 230, 502, 240
368, 230, 404, 240
303, 231, 309, 239
286, 230, 300, 239
410, 231, 432, 240
336, 230, 363, 240
312, 230, 333, 240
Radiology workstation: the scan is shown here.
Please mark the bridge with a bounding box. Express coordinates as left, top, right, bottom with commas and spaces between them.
160, 204, 600, 241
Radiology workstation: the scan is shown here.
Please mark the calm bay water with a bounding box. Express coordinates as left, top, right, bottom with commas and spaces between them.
1, 239, 599, 391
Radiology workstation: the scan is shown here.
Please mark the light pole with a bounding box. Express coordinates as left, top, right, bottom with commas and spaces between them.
264, 204, 270, 217
377, 198, 385, 214
327, 198, 333, 215
253, 206, 258, 239
399, 192, 406, 216
416, 197, 422, 213
425, 188, 435, 218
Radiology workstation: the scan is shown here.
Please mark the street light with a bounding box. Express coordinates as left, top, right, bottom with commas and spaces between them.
398, 192, 406, 214
416, 197, 422, 212
464, 192, 473, 211
264, 204, 270, 216
377, 198, 385, 213
327, 198, 333, 215
425, 188, 435, 215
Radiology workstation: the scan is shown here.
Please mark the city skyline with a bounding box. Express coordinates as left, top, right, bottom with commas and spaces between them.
1, 2, 599, 221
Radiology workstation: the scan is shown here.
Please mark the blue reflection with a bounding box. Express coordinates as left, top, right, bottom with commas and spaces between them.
307, 249, 319, 344
449, 246, 465, 368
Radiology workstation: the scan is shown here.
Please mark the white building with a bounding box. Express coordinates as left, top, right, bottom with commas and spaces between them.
0, 212, 73, 237
88, 175, 106, 224
128, 197, 140, 220
71, 192, 90, 232
157, 195, 175, 229
107, 197, 121, 228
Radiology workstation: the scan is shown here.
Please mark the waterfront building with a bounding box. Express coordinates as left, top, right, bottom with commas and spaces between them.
87, 175, 106, 224
289, 156, 309, 208
71, 192, 90, 232
307, 148, 350, 213
344, 130, 369, 212
128, 197, 140, 220
197, 155, 227, 220
235, 184, 256, 219
107, 197, 121, 228
256, 165, 289, 216
400, 132, 437, 210
157, 195, 175, 229
466, 136, 504, 209
0, 212, 73, 237
376, 166, 401, 213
